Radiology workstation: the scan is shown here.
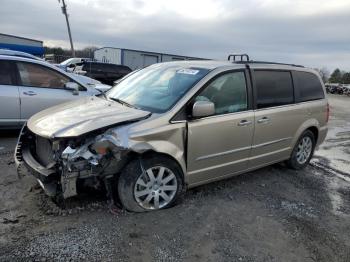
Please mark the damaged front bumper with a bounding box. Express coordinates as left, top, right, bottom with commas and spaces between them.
15, 125, 129, 199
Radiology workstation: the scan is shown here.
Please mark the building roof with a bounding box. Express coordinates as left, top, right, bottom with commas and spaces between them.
94, 46, 206, 60
0, 33, 43, 43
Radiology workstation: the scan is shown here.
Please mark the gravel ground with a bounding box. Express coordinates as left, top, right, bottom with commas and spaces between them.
0, 94, 350, 262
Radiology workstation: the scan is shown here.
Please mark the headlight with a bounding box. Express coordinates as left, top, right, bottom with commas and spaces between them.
91, 134, 122, 156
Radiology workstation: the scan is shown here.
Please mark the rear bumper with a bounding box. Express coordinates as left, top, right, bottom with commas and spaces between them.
317, 125, 328, 147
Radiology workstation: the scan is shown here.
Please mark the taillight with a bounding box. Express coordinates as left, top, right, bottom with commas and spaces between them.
326, 102, 330, 123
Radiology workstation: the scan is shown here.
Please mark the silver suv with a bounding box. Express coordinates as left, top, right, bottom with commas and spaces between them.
15, 57, 328, 212
0, 55, 107, 129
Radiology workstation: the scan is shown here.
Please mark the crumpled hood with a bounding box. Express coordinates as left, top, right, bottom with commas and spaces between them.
27, 96, 150, 138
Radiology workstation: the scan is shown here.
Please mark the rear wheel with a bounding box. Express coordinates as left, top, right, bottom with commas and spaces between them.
286, 130, 315, 170
117, 156, 184, 212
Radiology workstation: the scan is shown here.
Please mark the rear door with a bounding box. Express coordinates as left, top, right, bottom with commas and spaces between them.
15, 61, 87, 120
187, 70, 254, 185
249, 69, 301, 168
0, 60, 20, 126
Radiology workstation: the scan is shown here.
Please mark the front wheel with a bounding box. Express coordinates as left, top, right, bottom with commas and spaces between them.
286, 130, 316, 170
117, 156, 184, 212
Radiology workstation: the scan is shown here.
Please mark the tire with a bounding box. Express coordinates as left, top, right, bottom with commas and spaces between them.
286, 130, 315, 170
117, 155, 185, 212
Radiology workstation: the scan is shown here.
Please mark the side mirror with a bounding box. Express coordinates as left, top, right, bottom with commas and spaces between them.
192, 100, 215, 118
68, 64, 75, 68
65, 82, 79, 95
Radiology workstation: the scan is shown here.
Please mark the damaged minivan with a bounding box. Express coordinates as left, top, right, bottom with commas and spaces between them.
15, 57, 328, 212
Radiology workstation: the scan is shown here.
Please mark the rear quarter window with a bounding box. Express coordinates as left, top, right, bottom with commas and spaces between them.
293, 71, 325, 102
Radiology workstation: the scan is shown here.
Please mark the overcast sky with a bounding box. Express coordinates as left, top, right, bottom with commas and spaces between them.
1, 0, 350, 71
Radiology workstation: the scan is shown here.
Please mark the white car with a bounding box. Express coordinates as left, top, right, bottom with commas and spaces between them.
68, 73, 112, 93
0, 55, 104, 129
57, 57, 91, 72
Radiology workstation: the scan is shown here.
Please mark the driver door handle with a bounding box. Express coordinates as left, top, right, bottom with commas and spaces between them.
257, 117, 270, 124
238, 120, 252, 126
23, 91, 37, 96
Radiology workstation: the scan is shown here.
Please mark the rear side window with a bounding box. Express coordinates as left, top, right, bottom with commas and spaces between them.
0, 60, 15, 85
293, 71, 325, 102
254, 70, 294, 109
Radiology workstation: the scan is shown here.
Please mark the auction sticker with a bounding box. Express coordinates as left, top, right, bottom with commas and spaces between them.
177, 69, 199, 75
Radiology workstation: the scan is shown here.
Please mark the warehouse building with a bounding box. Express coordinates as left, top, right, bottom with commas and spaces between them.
0, 33, 44, 56
94, 47, 206, 70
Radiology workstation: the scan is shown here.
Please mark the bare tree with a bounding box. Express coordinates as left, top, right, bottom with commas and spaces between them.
315, 67, 330, 83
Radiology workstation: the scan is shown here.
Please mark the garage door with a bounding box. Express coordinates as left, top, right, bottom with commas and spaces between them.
143, 55, 158, 67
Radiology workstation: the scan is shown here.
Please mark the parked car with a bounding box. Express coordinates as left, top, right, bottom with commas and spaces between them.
342, 85, 350, 96
73, 61, 132, 85
56, 57, 92, 72
0, 55, 104, 129
16, 59, 328, 212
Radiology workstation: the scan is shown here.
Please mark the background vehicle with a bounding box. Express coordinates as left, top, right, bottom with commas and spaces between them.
0, 55, 103, 129
73, 61, 132, 85
56, 57, 91, 72
16, 58, 328, 212
68, 73, 111, 93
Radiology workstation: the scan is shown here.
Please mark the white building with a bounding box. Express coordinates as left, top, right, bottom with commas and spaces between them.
94, 47, 206, 70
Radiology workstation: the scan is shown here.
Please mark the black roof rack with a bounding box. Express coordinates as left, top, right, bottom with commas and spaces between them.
228, 54, 250, 62
227, 53, 304, 68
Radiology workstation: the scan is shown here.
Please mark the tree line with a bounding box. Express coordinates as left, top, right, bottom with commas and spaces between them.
328, 68, 350, 84
44, 46, 98, 59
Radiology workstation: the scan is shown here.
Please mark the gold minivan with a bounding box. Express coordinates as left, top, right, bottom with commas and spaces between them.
15, 57, 328, 212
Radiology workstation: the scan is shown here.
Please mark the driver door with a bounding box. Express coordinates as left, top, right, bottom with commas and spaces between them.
187, 70, 254, 186
15, 61, 86, 120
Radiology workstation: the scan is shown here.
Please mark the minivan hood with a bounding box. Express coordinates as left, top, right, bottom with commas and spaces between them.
27, 96, 150, 138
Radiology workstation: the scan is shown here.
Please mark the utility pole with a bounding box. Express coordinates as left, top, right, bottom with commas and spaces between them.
58, 0, 75, 57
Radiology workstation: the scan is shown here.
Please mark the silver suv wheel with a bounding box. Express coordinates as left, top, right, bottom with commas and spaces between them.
296, 136, 313, 164
134, 166, 178, 210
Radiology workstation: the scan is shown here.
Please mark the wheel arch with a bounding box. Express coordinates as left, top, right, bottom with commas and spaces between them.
138, 150, 186, 183
290, 118, 320, 152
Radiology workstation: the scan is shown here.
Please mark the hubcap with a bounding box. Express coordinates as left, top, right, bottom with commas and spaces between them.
296, 136, 313, 164
134, 166, 178, 210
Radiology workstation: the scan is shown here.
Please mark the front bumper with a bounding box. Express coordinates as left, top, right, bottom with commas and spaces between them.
15, 125, 58, 197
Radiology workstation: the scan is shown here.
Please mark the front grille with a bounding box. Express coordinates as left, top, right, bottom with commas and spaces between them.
35, 135, 54, 167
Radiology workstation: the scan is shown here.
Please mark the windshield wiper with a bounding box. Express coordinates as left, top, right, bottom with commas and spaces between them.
109, 97, 139, 109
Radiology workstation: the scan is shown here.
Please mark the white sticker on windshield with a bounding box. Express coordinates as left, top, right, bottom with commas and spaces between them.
177, 69, 199, 75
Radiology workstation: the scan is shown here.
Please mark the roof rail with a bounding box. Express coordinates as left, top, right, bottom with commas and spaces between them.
236, 60, 304, 68
227, 54, 304, 68
227, 54, 250, 62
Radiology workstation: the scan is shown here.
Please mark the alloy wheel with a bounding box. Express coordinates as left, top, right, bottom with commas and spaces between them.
296, 136, 313, 164
134, 166, 178, 210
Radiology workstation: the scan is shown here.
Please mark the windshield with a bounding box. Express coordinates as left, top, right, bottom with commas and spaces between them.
60, 58, 79, 66
106, 64, 209, 113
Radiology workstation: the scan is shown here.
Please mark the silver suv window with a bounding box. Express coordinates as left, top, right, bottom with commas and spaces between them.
17, 62, 70, 89
196, 71, 247, 115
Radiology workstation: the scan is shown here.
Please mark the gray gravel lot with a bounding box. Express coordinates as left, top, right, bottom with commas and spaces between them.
0, 94, 350, 262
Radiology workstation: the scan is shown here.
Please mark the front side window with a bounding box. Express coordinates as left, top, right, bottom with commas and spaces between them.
0, 60, 14, 85
195, 71, 248, 115
17, 62, 70, 88
293, 71, 324, 102
255, 70, 294, 109
107, 64, 209, 113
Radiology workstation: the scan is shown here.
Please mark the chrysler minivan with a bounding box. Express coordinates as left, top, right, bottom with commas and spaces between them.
15, 57, 328, 212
